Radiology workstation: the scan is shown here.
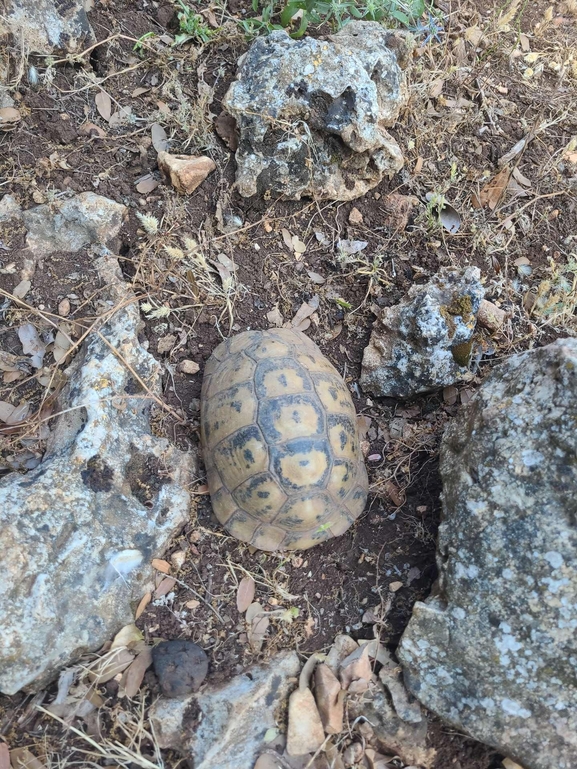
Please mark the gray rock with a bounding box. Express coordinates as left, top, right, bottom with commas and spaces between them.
360, 267, 484, 399
152, 640, 209, 697
22, 192, 126, 256
0, 250, 195, 695
0, 0, 94, 55
150, 652, 300, 769
223, 23, 411, 201
398, 339, 577, 769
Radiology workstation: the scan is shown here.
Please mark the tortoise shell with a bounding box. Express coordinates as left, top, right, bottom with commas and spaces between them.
200, 329, 368, 551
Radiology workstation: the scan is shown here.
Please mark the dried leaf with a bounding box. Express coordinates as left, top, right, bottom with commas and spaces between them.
443, 385, 458, 405
0, 107, 21, 128
0, 401, 16, 423
266, 306, 284, 327
109, 106, 132, 128
154, 576, 176, 598
152, 558, 171, 574
438, 203, 461, 233
132, 86, 150, 97
88, 649, 134, 684
281, 228, 293, 250
18, 323, 45, 368
291, 295, 319, 329
53, 326, 72, 363
464, 26, 483, 46
246, 602, 264, 623
185, 599, 200, 609
307, 271, 325, 285
135, 592, 152, 620
13, 279, 31, 299
95, 90, 112, 122
383, 480, 405, 507
135, 174, 159, 194
151, 123, 169, 153
5, 402, 30, 425
477, 167, 511, 210
248, 614, 269, 652
8, 748, 46, 769
498, 138, 527, 167
0, 743, 9, 769
236, 576, 256, 613
119, 648, 153, 698
512, 167, 532, 188
292, 235, 306, 256
339, 643, 371, 692
111, 623, 143, 650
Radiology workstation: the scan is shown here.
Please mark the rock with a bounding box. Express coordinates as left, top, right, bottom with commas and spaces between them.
360, 267, 484, 399
0, 0, 95, 55
0, 193, 21, 222
477, 298, 507, 332
324, 634, 358, 675
223, 23, 412, 201
150, 652, 300, 769
152, 640, 208, 697
21, 192, 126, 256
157, 151, 216, 195
398, 339, 577, 769
0, 246, 194, 694
0, 106, 21, 130
338, 644, 372, 693
314, 664, 343, 734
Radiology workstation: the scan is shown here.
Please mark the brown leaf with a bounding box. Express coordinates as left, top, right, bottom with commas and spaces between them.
291, 295, 319, 329
266, 306, 284, 327
88, 649, 134, 684
477, 167, 511, 210
9, 748, 46, 769
154, 576, 176, 598
118, 648, 153, 698
135, 174, 159, 194
151, 123, 169, 153
214, 111, 238, 151
307, 271, 325, 285
236, 576, 256, 613
79, 122, 107, 138
152, 558, 171, 574
383, 480, 405, 507
95, 90, 112, 122
13, 279, 31, 299
0, 107, 21, 129
281, 228, 293, 250
135, 592, 151, 620
132, 86, 150, 97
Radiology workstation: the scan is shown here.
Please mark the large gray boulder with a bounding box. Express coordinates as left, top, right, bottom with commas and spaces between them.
0, 248, 195, 694
398, 339, 577, 769
360, 267, 484, 399
223, 23, 412, 200
0, 0, 94, 55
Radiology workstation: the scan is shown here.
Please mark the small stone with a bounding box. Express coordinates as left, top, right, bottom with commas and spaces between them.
343, 742, 364, 767
0, 107, 21, 130
157, 151, 216, 195
348, 207, 363, 224
477, 298, 507, 332
287, 686, 325, 756
152, 640, 208, 698
178, 359, 200, 375
389, 581, 403, 592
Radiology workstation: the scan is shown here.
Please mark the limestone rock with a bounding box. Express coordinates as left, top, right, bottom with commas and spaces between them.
149, 652, 300, 769
152, 640, 208, 697
0, 249, 194, 694
0, 0, 95, 55
360, 267, 484, 399
21, 192, 126, 256
157, 151, 216, 195
314, 663, 343, 734
398, 339, 577, 769
223, 23, 412, 201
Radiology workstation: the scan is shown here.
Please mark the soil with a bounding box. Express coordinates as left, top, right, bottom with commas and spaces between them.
0, 0, 576, 766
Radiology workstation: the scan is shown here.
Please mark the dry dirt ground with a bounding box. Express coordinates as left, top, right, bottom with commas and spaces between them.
0, 0, 576, 766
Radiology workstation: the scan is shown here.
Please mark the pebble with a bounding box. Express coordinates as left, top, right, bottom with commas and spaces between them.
152, 640, 208, 697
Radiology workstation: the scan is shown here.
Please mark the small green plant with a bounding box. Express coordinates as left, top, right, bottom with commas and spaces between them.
174, 0, 217, 45
241, 0, 430, 39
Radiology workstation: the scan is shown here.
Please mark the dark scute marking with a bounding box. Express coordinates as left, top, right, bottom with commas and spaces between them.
81, 455, 114, 493
257, 490, 270, 498
329, 386, 338, 400
243, 448, 255, 465
291, 409, 301, 424
339, 430, 348, 450
280, 515, 304, 528
299, 459, 310, 467
279, 374, 288, 387
230, 400, 242, 413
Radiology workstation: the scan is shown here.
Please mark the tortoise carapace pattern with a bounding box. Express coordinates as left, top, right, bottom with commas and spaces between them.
200, 329, 368, 551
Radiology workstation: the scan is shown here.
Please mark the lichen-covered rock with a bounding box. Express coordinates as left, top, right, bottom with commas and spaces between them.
0, 0, 94, 55
0, 251, 194, 695
223, 23, 412, 201
398, 339, 577, 769
150, 652, 300, 769
360, 267, 484, 399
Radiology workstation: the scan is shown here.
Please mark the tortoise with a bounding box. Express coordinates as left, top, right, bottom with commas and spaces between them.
200, 328, 368, 551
